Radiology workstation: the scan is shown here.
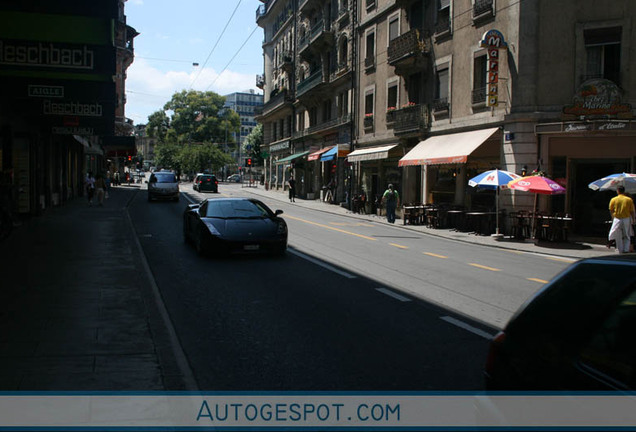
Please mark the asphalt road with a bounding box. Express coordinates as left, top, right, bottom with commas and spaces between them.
127, 184, 572, 391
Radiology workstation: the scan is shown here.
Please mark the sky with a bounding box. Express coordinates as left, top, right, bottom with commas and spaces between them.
124, 0, 264, 125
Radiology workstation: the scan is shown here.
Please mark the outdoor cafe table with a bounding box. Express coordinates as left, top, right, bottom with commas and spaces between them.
402, 204, 426, 225
464, 211, 504, 236
446, 209, 465, 231
532, 214, 573, 241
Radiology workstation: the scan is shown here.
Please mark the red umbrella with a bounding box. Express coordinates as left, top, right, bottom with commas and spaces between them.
507, 176, 566, 239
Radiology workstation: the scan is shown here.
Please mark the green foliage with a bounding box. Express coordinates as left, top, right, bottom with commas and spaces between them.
154, 142, 181, 172
243, 123, 263, 165
178, 143, 234, 174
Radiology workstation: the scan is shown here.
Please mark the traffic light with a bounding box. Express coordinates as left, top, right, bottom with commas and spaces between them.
246, 158, 252, 167
127, 155, 132, 161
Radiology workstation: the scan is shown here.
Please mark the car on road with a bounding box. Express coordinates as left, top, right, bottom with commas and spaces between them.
147, 171, 180, 202
193, 174, 218, 193
227, 174, 241, 183
183, 198, 287, 257
485, 254, 636, 390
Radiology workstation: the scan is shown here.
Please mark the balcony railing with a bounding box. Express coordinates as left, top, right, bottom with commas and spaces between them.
262, 89, 292, 115
471, 87, 487, 105
305, 113, 352, 135
387, 28, 428, 65
297, 70, 323, 97
473, 0, 494, 19
256, 4, 266, 21
435, 14, 451, 35
432, 97, 450, 113
394, 104, 429, 135
364, 115, 374, 130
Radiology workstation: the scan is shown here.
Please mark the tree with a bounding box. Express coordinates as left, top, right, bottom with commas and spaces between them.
146, 110, 170, 141
154, 141, 181, 172
178, 143, 234, 175
243, 124, 264, 166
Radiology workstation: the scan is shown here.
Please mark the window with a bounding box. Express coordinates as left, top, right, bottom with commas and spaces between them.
365, 30, 375, 69
584, 26, 621, 84
365, 91, 374, 115
338, 37, 348, 67
434, 67, 450, 112
337, 92, 348, 117
436, 0, 451, 34
472, 54, 487, 105
388, 14, 400, 43
387, 81, 398, 110
322, 100, 332, 122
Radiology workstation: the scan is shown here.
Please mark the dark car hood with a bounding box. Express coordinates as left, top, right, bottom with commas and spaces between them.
204, 217, 278, 240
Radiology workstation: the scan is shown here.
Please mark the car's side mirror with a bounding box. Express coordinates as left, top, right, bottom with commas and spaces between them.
275, 210, 284, 216
145, 180, 148, 184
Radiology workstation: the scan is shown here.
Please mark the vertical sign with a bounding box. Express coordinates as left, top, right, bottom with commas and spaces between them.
479, 30, 508, 107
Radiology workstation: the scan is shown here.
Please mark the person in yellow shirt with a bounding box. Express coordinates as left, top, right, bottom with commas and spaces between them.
608, 185, 635, 253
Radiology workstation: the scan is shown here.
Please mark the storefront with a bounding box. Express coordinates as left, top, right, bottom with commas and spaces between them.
349, 144, 402, 212
399, 128, 502, 207
273, 150, 310, 197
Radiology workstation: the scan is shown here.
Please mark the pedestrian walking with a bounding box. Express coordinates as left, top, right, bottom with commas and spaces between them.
382, 183, 400, 224
608, 185, 635, 253
85, 172, 95, 206
287, 175, 296, 202
95, 173, 106, 206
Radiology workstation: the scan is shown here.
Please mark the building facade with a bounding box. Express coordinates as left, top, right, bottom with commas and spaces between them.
256, 0, 636, 235
224, 90, 264, 170
0, 0, 135, 217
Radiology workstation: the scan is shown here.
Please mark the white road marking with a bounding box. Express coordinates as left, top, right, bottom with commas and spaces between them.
376, 288, 412, 302
288, 249, 357, 279
440, 316, 494, 340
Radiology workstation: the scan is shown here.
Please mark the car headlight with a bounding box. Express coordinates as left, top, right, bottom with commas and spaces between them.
202, 220, 221, 235
276, 220, 287, 235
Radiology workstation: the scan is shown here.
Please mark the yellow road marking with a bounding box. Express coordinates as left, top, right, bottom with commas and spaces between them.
469, 263, 501, 272
527, 278, 549, 284
545, 256, 575, 263
389, 243, 409, 249
285, 215, 377, 241
330, 222, 374, 227
423, 252, 448, 259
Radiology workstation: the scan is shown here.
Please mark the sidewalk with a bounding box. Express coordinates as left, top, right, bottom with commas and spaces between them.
0, 185, 192, 390
235, 183, 613, 260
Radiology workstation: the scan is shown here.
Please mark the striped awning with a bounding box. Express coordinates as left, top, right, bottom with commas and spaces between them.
307, 146, 335, 161
347, 144, 397, 162
274, 151, 311, 164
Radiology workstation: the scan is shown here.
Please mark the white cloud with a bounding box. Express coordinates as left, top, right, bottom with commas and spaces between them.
125, 58, 261, 124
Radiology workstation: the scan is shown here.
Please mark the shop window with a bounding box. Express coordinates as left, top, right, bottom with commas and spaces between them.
584, 26, 621, 84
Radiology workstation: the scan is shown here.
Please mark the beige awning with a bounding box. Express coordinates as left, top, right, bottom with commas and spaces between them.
398, 127, 499, 166
347, 144, 397, 162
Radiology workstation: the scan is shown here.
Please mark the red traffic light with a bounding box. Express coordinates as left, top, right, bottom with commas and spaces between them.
127, 156, 132, 161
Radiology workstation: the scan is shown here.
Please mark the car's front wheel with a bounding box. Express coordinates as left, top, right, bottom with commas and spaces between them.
194, 226, 207, 256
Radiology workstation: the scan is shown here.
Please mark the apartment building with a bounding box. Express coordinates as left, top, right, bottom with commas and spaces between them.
224, 91, 264, 166
257, 0, 355, 201
257, 0, 636, 235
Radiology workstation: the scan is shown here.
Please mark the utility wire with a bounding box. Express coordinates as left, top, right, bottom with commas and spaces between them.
189, 0, 243, 89
204, 25, 259, 92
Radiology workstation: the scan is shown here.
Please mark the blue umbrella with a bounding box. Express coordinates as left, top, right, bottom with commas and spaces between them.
588, 172, 636, 193
468, 169, 521, 236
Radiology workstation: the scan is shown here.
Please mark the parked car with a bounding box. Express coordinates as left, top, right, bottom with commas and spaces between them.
485, 254, 636, 390
193, 174, 218, 193
147, 171, 179, 202
183, 198, 287, 257
227, 174, 241, 183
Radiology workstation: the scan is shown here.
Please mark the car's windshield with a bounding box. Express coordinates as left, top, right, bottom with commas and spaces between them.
153, 174, 176, 183
204, 200, 270, 218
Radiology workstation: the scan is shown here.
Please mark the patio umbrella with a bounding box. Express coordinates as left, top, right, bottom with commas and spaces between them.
468, 169, 521, 235
507, 176, 566, 239
588, 172, 636, 193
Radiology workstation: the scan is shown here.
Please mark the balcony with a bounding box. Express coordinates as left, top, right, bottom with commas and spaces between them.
256, 74, 265, 89
363, 114, 374, 130
299, 0, 322, 17
296, 70, 324, 97
471, 87, 487, 107
434, 15, 451, 39
432, 97, 450, 115
256, 4, 266, 21
387, 28, 429, 75
262, 89, 293, 116
305, 113, 352, 136
309, 20, 334, 49
394, 104, 429, 135
472, 0, 494, 22
280, 50, 294, 74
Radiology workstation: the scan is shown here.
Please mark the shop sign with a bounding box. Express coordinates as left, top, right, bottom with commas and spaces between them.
479, 30, 508, 107
563, 78, 632, 117
28, 85, 64, 98
269, 140, 290, 152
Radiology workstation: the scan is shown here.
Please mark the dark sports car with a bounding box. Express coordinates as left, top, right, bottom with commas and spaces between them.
183, 198, 287, 256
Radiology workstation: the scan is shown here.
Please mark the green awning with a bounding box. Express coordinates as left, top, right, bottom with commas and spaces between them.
274, 151, 311, 164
